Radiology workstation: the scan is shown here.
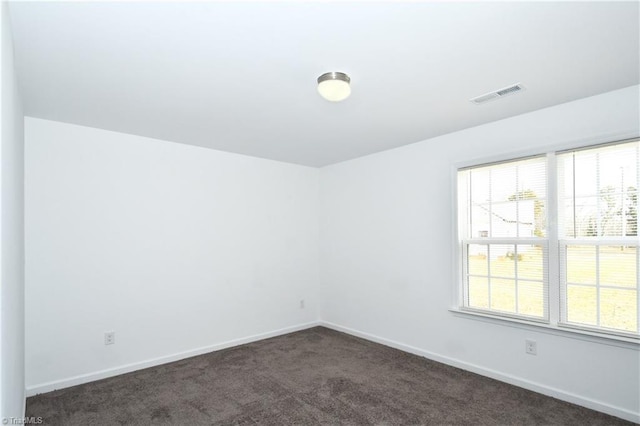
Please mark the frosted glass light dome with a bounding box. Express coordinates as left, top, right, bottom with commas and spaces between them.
317, 72, 351, 102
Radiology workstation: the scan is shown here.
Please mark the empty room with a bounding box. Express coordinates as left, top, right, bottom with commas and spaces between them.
1, 1, 639, 425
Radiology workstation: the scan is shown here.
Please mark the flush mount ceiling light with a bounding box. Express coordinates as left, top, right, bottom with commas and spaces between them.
317, 72, 351, 102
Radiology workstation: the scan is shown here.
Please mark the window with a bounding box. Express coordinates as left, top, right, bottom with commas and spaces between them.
457, 139, 639, 339
558, 142, 639, 335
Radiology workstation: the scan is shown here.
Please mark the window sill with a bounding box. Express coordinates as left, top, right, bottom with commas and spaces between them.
449, 308, 640, 350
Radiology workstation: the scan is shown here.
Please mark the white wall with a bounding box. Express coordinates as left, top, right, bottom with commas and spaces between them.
320, 85, 640, 422
23, 86, 640, 421
1, 2, 25, 421
25, 118, 319, 392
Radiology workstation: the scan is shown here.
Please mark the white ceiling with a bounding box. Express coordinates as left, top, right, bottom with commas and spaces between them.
8, 1, 640, 167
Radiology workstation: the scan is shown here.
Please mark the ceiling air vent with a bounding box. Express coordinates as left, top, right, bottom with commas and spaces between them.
470, 83, 525, 105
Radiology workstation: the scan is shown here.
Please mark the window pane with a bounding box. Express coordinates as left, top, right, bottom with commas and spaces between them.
490, 165, 516, 204
566, 245, 597, 284
468, 276, 489, 310
470, 203, 491, 239
531, 199, 546, 238
573, 196, 598, 237
600, 245, 637, 288
563, 199, 575, 238
469, 168, 491, 238
518, 281, 544, 318
490, 279, 516, 313
469, 168, 490, 203
571, 153, 597, 197
560, 141, 639, 240
491, 201, 518, 237
517, 244, 544, 281
465, 157, 547, 239
598, 187, 624, 236
466, 243, 546, 319
564, 243, 638, 334
468, 244, 488, 276
626, 187, 638, 237
488, 244, 515, 278
600, 288, 638, 333
567, 285, 597, 326
517, 161, 547, 238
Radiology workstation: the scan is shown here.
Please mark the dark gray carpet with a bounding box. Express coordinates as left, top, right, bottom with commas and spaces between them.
26, 327, 634, 425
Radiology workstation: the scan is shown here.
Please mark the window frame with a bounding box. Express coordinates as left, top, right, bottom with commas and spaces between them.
458, 154, 550, 322
452, 137, 640, 344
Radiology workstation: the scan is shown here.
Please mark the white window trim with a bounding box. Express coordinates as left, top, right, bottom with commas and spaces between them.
451, 133, 640, 345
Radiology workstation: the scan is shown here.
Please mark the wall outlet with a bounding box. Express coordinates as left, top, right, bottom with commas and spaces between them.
525, 339, 537, 355
300, 299, 305, 309
104, 331, 115, 345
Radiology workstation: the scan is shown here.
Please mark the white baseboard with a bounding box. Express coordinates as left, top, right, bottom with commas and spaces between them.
25, 320, 640, 423
319, 321, 640, 424
26, 321, 320, 397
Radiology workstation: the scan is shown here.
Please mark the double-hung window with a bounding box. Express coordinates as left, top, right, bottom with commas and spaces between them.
457, 139, 639, 339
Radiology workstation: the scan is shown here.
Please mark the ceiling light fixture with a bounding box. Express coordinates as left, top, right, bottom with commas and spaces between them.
317, 72, 351, 102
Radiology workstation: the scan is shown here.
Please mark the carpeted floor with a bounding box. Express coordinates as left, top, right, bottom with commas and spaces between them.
26, 327, 634, 425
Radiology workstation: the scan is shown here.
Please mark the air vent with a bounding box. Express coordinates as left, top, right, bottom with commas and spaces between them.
470, 83, 525, 105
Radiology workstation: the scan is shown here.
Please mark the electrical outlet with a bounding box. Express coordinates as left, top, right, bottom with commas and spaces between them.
525, 339, 537, 355
104, 331, 115, 345
300, 299, 305, 309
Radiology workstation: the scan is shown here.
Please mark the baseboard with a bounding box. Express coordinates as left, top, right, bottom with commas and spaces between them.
26, 321, 320, 397
319, 321, 640, 424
